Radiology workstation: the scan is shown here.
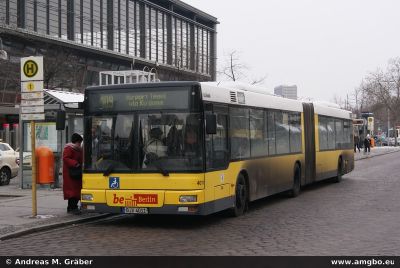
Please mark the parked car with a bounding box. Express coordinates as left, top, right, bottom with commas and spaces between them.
380, 137, 398, 146
0, 142, 19, 185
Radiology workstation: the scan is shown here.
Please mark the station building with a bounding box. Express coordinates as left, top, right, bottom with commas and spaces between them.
0, 0, 218, 188
0, 0, 218, 143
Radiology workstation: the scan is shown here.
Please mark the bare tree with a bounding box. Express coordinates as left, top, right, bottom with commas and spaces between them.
219, 50, 267, 85
332, 94, 346, 109
44, 48, 84, 91
219, 51, 246, 82
359, 57, 400, 132
250, 75, 268, 85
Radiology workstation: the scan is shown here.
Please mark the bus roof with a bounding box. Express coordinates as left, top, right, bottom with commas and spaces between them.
200, 82, 303, 113
200, 82, 351, 119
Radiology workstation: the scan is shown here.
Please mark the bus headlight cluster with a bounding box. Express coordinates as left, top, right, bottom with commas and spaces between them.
179, 195, 197, 202
81, 194, 93, 201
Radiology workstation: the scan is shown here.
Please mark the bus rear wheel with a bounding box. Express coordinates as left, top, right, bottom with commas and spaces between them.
288, 164, 301, 197
333, 158, 343, 183
228, 174, 248, 217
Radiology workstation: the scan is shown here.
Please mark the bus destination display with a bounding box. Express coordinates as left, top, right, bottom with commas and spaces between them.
90, 89, 189, 112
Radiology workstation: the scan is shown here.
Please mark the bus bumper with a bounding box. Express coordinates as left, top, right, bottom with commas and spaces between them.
81, 197, 233, 216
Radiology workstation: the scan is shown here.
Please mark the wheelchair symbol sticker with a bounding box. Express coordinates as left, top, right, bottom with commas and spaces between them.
109, 177, 120, 189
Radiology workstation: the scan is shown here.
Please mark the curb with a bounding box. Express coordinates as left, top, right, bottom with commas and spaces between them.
354, 149, 400, 161
0, 213, 113, 241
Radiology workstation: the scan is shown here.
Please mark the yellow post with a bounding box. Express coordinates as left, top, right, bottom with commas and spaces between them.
31, 121, 37, 217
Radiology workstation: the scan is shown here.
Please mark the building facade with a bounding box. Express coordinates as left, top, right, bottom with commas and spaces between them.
274, 85, 298, 100
0, 0, 218, 132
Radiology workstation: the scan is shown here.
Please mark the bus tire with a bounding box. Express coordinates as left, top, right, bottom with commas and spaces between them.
228, 173, 248, 217
288, 164, 301, 198
333, 158, 343, 183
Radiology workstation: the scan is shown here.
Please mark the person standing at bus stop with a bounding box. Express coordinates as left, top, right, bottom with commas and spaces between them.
364, 134, 371, 154
63, 133, 83, 215
354, 135, 360, 153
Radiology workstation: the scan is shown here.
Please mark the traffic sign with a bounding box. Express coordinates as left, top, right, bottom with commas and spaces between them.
21, 114, 45, 121
21, 92, 44, 100
21, 81, 44, 93
353, 119, 364, 126
21, 99, 44, 107
21, 106, 44, 113
21, 56, 43, 82
368, 117, 374, 132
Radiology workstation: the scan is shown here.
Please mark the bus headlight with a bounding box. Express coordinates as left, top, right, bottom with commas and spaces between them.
81, 194, 94, 201
179, 195, 197, 202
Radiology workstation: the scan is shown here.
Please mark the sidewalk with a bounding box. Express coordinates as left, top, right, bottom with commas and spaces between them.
0, 176, 109, 240
1, 146, 399, 241
354, 146, 400, 161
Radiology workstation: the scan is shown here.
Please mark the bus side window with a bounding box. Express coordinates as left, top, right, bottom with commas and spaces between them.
206, 106, 229, 170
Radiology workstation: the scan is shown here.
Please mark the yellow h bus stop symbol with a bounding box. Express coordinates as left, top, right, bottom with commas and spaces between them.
23, 60, 39, 78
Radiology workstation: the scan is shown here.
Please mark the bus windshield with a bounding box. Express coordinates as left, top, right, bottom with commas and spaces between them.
85, 112, 203, 173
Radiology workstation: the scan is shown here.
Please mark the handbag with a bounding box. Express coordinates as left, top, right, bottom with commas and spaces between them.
69, 166, 82, 180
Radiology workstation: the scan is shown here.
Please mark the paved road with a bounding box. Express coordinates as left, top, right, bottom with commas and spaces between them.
1, 152, 400, 256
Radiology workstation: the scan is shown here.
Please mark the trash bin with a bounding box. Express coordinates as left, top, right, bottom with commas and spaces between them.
36, 146, 55, 184
370, 138, 375, 148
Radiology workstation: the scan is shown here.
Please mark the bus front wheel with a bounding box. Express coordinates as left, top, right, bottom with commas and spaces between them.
228, 174, 248, 217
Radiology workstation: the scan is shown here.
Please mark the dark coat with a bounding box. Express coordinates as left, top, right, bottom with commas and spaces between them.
364, 137, 370, 148
62, 143, 83, 200
354, 135, 360, 144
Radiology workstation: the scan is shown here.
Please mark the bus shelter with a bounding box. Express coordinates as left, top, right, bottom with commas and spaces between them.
19, 90, 83, 189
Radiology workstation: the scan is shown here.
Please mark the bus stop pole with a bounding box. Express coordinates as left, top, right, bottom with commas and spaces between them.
31, 121, 37, 217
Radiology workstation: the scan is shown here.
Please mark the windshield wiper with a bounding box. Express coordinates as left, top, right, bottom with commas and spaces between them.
103, 162, 115, 177
145, 153, 169, 177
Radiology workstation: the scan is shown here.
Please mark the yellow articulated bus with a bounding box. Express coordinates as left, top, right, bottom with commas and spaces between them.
81, 81, 354, 216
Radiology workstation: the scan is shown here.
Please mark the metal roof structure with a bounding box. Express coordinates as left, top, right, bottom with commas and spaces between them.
44, 89, 83, 109
44, 89, 84, 104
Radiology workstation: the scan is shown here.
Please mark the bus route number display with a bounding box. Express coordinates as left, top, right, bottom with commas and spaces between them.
92, 89, 189, 112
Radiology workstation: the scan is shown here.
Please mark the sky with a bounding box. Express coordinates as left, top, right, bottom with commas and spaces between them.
184, 0, 400, 102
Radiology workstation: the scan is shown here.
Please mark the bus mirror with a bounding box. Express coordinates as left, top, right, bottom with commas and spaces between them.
206, 114, 217, 135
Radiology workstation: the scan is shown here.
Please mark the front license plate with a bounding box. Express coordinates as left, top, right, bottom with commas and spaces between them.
123, 207, 149, 214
